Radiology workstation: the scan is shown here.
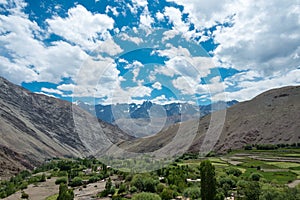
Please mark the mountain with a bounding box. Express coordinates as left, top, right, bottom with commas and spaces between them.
0, 77, 132, 179
116, 85, 300, 153
76, 99, 238, 137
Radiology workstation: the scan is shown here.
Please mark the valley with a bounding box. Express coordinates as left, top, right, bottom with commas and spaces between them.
1, 147, 300, 199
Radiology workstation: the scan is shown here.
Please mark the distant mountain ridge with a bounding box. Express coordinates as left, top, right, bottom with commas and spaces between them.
76, 100, 238, 128
116, 85, 300, 153
75, 99, 238, 137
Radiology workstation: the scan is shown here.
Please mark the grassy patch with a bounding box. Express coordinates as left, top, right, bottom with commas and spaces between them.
266, 162, 300, 169
240, 159, 278, 169
45, 194, 58, 200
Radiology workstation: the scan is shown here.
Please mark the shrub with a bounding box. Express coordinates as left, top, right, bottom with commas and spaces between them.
132, 192, 161, 200
21, 191, 29, 199
88, 176, 99, 184
183, 187, 201, 200
55, 177, 68, 185
160, 188, 174, 200
250, 173, 263, 181
118, 182, 127, 194
19, 182, 28, 190
69, 177, 83, 187
40, 173, 46, 182
57, 183, 74, 200
226, 168, 242, 177
130, 186, 138, 193
156, 183, 165, 193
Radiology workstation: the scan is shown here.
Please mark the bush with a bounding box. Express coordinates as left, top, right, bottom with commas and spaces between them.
40, 173, 46, 182
69, 177, 83, 187
55, 177, 68, 185
130, 186, 138, 193
183, 187, 201, 200
244, 145, 253, 150
226, 168, 242, 177
160, 188, 174, 200
21, 191, 29, 199
19, 182, 28, 190
131, 174, 157, 192
118, 182, 127, 194
132, 192, 161, 200
88, 176, 99, 184
57, 183, 74, 200
156, 183, 165, 193
250, 173, 263, 181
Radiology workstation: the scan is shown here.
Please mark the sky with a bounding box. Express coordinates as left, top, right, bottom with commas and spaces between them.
0, 0, 299, 105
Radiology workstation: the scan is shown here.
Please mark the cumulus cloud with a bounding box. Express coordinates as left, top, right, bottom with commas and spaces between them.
46, 4, 115, 51
0, 1, 88, 84
139, 6, 154, 32
214, 69, 300, 102
41, 87, 64, 95
212, 1, 300, 76
152, 82, 162, 90
164, 7, 189, 33
119, 33, 144, 45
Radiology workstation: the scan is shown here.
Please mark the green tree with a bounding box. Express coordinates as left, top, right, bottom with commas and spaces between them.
244, 181, 260, 200
57, 183, 74, 200
183, 187, 201, 200
132, 192, 161, 200
69, 177, 83, 187
160, 188, 174, 200
200, 160, 216, 200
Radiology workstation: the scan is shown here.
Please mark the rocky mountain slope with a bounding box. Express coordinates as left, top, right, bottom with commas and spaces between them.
0, 77, 132, 179
117, 85, 300, 154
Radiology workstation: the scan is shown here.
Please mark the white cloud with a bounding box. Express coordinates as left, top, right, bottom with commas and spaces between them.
34, 92, 56, 98
156, 12, 164, 21
139, 7, 154, 32
41, 87, 64, 95
132, 0, 148, 7
105, 5, 119, 16
212, 1, 300, 76
166, 0, 238, 28
152, 82, 162, 90
57, 84, 75, 91
46, 4, 115, 51
119, 33, 144, 45
214, 69, 300, 102
154, 45, 214, 79
164, 7, 189, 33
162, 30, 179, 42
167, 0, 300, 77
95, 38, 123, 56
124, 61, 144, 82
0, 1, 88, 84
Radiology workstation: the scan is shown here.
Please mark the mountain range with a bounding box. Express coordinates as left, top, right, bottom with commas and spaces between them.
117, 85, 300, 154
0, 76, 299, 179
76, 100, 238, 137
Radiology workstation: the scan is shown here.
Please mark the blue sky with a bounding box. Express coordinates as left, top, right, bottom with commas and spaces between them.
0, 0, 299, 105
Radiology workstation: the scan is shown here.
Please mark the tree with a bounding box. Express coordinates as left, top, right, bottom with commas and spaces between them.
57, 183, 74, 200
183, 187, 201, 199
132, 192, 161, 200
226, 168, 242, 177
200, 160, 216, 200
160, 188, 174, 200
244, 181, 260, 200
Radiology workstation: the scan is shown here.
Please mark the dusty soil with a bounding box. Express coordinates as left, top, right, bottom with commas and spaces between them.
287, 179, 300, 188
74, 180, 106, 200
4, 177, 58, 200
